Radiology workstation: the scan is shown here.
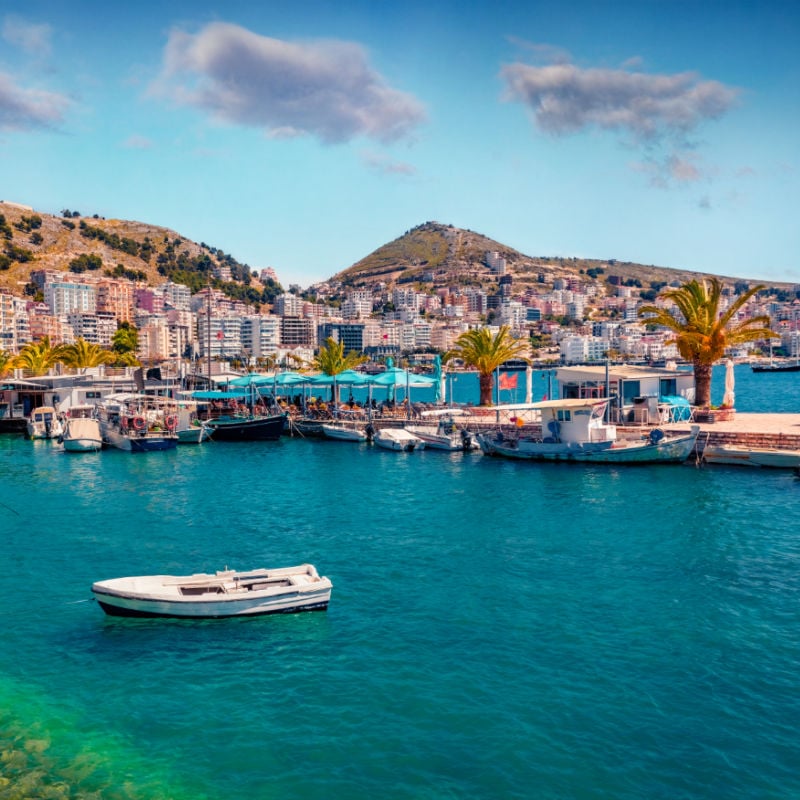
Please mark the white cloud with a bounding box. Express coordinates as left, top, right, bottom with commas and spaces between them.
501, 61, 738, 139
2, 15, 52, 58
0, 71, 69, 131
153, 22, 426, 144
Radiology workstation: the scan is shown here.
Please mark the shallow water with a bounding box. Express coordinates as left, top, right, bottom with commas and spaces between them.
1, 416, 799, 798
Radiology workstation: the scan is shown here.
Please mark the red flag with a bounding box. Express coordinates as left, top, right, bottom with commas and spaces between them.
498, 372, 518, 390
216, 330, 224, 340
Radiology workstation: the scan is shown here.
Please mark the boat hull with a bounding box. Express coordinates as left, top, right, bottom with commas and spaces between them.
206, 414, 285, 441
477, 428, 698, 464
322, 423, 367, 442
62, 418, 103, 452
374, 430, 424, 451
63, 437, 103, 452
92, 565, 332, 619
702, 445, 800, 468
176, 425, 212, 444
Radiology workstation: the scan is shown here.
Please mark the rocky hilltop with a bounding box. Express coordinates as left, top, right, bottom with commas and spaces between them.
331, 221, 762, 294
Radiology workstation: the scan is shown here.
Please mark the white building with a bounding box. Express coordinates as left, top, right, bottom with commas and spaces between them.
44, 281, 96, 316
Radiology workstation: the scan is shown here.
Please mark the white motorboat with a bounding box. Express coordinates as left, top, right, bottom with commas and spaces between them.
26, 406, 63, 440
321, 422, 369, 442
92, 564, 332, 618
373, 427, 425, 452
702, 444, 800, 468
61, 405, 102, 452
96, 394, 178, 452
406, 409, 479, 451
477, 399, 699, 464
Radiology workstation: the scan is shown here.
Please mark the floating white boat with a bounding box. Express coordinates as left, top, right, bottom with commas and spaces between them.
702, 444, 800, 468
477, 399, 699, 464
174, 402, 212, 443
92, 564, 332, 618
321, 421, 369, 442
26, 406, 63, 440
373, 427, 425, 452
406, 409, 479, 451
61, 405, 102, 452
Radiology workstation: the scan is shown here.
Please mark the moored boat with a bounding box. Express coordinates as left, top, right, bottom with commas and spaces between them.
205, 413, 285, 441
92, 563, 332, 618
96, 394, 178, 452
61, 405, 102, 452
321, 421, 369, 442
373, 427, 425, 452
26, 406, 63, 440
405, 409, 479, 451
702, 444, 800, 468
476, 399, 699, 464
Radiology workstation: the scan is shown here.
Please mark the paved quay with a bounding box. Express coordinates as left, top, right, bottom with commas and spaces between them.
661, 413, 800, 451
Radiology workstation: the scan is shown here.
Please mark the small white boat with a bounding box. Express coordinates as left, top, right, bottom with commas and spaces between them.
373, 427, 425, 452
92, 564, 332, 618
477, 399, 699, 464
702, 444, 800, 468
61, 405, 102, 452
321, 422, 369, 442
26, 406, 63, 440
406, 409, 479, 451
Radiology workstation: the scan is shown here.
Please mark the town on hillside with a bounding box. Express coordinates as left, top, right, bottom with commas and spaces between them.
1, 203, 799, 369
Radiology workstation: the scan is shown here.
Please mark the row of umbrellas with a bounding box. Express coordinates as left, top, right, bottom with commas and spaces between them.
227, 367, 437, 390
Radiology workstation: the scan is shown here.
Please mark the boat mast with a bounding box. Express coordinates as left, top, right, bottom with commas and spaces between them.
206, 283, 211, 389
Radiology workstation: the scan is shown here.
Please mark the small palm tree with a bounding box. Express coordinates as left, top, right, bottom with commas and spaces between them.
313, 337, 367, 375
112, 323, 139, 357
59, 338, 116, 373
12, 337, 65, 376
639, 278, 773, 406
444, 325, 530, 406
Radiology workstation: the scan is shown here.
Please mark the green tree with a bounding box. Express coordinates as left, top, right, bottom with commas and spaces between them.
443, 325, 530, 406
112, 323, 138, 355
312, 337, 368, 375
639, 278, 773, 407
0, 349, 15, 378
12, 337, 65, 376
59, 338, 116, 373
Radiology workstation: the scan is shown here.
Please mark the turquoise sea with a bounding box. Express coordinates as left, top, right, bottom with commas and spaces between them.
1, 364, 799, 799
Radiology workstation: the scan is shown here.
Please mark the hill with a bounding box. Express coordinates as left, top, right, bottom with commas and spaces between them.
332, 221, 782, 295
0, 201, 282, 307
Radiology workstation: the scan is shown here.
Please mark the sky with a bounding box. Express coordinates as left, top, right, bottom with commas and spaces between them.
1, 0, 798, 289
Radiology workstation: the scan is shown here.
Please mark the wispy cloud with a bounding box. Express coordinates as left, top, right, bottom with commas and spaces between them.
0, 71, 69, 131
360, 150, 417, 176
122, 134, 153, 150
153, 22, 426, 145
501, 51, 739, 187
2, 15, 52, 58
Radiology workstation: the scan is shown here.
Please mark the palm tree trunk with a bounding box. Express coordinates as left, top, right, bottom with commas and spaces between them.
479, 372, 494, 406
694, 360, 713, 407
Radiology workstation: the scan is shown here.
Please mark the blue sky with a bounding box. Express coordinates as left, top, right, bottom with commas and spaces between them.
1, 1, 798, 288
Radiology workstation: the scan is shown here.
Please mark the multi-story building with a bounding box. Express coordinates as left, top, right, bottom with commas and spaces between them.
44, 280, 96, 316
280, 317, 315, 348
197, 315, 244, 359
274, 293, 303, 317
163, 281, 192, 311
318, 322, 366, 353
0, 291, 17, 351
240, 315, 281, 360
97, 279, 134, 323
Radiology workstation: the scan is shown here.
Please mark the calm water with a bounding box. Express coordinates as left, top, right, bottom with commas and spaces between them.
1, 365, 799, 799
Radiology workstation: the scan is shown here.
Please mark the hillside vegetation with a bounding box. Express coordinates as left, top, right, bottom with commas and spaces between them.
0, 202, 282, 307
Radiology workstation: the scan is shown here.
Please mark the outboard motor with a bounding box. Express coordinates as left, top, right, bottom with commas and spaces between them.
461, 428, 472, 451
365, 423, 375, 443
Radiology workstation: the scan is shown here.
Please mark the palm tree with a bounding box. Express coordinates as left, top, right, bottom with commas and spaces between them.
444, 325, 530, 406
59, 338, 116, 373
112, 323, 139, 357
312, 337, 368, 375
0, 349, 14, 378
312, 337, 368, 403
12, 337, 65, 376
639, 278, 773, 407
